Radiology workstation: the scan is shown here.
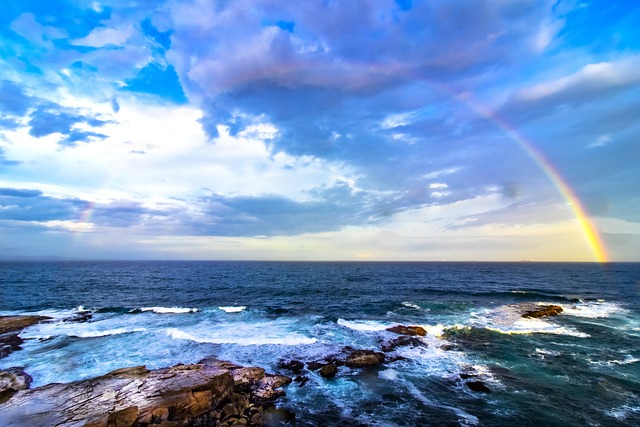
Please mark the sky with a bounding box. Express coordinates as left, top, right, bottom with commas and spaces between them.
0, 0, 638, 262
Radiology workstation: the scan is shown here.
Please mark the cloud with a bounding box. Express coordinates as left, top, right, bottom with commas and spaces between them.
502, 55, 640, 122
0, 188, 84, 222
27, 103, 109, 145
70, 25, 134, 47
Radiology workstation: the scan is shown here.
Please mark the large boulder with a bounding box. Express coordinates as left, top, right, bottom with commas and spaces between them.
386, 325, 427, 336
522, 305, 563, 318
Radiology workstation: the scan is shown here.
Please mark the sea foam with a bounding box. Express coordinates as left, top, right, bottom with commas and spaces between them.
139, 306, 199, 314
218, 306, 246, 313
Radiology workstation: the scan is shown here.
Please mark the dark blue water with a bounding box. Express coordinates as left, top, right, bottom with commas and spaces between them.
1, 261, 639, 426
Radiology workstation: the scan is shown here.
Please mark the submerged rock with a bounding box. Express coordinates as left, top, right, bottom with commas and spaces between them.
466, 380, 491, 393
381, 335, 426, 352
386, 325, 427, 336
0, 334, 23, 360
522, 305, 563, 318
0, 361, 292, 427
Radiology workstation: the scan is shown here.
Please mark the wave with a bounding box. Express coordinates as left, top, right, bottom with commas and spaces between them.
558, 301, 626, 319
138, 307, 200, 314
401, 301, 426, 311
69, 327, 147, 338
166, 328, 317, 346
337, 319, 389, 331
606, 405, 640, 421
218, 306, 246, 313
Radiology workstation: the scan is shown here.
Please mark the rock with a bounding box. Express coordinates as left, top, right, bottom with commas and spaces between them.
0, 364, 234, 426
232, 367, 266, 393
306, 361, 324, 371
320, 363, 338, 378
263, 406, 295, 426
252, 374, 293, 403
345, 350, 385, 368
293, 375, 309, 387
62, 311, 93, 323
0, 315, 50, 335
466, 380, 491, 393
278, 359, 304, 374
381, 335, 425, 352
0, 368, 32, 403
522, 305, 563, 318
0, 334, 24, 359
386, 325, 427, 336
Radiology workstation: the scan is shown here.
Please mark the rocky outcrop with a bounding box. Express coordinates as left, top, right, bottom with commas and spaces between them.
0, 315, 50, 335
386, 325, 427, 336
0, 362, 292, 427
0, 315, 51, 360
522, 305, 563, 318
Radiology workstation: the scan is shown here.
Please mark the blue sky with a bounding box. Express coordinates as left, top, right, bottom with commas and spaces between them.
0, 0, 638, 261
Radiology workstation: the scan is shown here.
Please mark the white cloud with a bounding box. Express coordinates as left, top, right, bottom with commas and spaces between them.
71, 25, 134, 47
515, 55, 640, 102
588, 134, 613, 148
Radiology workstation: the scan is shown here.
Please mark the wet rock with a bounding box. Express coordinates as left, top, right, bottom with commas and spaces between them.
0, 368, 32, 404
293, 375, 309, 387
386, 325, 427, 336
0, 315, 50, 335
320, 363, 338, 378
263, 406, 295, 426
62, 311, 93, 323
522, 305, 563, 318
466, 380, 491, 393
306, 361, 324, 371
278, 359, 304, 374
252, 374, 293, 403
0, 334, 24, 359
381, 335, 425, 352
345, 350, 385, 368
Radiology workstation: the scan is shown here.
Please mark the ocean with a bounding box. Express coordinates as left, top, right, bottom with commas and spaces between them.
1, 261, 639, 426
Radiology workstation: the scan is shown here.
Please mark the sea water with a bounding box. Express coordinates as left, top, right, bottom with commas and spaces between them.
1, 261, 639, 426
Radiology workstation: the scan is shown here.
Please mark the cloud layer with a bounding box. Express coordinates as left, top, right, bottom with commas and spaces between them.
0, 0, 638, 260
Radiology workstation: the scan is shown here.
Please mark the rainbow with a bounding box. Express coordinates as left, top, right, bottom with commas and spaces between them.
452, 95, 609, 263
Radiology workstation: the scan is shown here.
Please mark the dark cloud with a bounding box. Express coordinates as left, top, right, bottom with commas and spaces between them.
28, 103, 110, 145
0, 189, 84, 221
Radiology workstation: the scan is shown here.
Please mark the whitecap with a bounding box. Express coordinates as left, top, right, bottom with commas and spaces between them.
69, 327, 147, 338
218, 306, 246, 313
558, 301, 626, 319
139, 306, 199, 314
606, 405, 640, 421
337, 319, 389, 331
401, 301, 425, 311
166, 328, 317, 346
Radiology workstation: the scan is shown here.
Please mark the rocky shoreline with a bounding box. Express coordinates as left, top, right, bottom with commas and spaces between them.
0, 304, 563, 425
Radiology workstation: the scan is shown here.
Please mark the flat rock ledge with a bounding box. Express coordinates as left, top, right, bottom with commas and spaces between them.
0, 361, 292, 427
0, 315, 51, 360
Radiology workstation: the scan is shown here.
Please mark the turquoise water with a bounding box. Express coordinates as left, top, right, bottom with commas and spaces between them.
1, 261, 639, 425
